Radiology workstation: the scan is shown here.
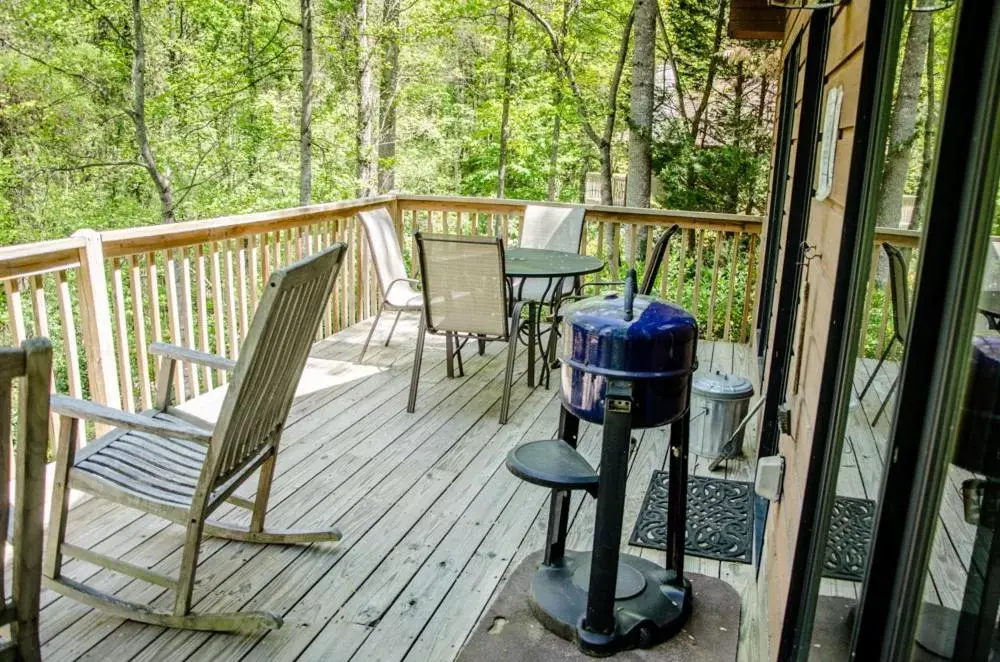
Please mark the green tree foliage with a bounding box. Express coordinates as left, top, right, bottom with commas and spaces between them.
0, 0, 778, 247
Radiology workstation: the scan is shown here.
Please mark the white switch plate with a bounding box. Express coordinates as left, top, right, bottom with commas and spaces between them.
755, 456, 786, 503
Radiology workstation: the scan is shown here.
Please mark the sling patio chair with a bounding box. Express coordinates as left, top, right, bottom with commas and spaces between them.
859, 242, 909, 425
510, 205, 587, 304
0, 338, 52, 662
43, 244, 346, 633
407, 233, 527, 424
358, 207, 423, 362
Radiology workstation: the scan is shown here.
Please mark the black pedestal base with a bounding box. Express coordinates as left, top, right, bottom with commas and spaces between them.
530, 551, 693, 657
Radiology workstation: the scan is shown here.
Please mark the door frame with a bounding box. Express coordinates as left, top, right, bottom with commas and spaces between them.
852, 0, 1000, 656
754, 10, 831, 569
774, 0, 908, 656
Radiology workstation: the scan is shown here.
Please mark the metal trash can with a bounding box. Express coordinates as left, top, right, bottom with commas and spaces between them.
690, 372, 754, 458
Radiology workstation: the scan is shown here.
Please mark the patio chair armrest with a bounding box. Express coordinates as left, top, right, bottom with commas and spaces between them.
149, 343, 236, 373
384, 278, 421, 295
50, 395, 213, 443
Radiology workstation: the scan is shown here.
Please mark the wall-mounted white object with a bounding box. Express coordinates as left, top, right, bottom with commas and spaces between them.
815, 85, 844, 202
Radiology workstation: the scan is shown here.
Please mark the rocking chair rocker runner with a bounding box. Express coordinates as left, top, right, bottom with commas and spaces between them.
44, 243, 347, 633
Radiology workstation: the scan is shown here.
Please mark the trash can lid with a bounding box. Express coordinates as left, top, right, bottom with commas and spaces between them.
692, 371, 754, 400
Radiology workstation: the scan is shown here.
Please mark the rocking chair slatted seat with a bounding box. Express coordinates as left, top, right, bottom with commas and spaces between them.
44, 243, 347, 633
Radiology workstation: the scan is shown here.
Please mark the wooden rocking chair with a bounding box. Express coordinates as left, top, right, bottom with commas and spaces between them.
0, 338, 52, 662
43, 243, 346, 633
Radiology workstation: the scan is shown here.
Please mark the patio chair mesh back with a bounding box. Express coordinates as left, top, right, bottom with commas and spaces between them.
415, 233, 508, 337
209, 244, 346, 487
359, 208, 408, 297
883, 242, 910, 343
519, 205, 585, 253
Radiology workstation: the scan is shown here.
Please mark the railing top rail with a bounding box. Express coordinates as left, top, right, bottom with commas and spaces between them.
396, 194, 765, 232
872, 226, 922, 248
0, 236, 85, 280
99, 195, 395, 258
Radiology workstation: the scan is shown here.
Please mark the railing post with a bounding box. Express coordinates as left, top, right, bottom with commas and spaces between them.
73, 230, 121, 424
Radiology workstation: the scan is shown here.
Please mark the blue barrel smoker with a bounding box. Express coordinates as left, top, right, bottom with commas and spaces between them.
506, 271, 697, 656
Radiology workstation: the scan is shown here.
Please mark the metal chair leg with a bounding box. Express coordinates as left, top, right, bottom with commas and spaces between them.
477, 335, 486, 356
501, 302, 526, 424
384, 310, 402, 346
446, 333, 456, 378
359, 303, 385, 362
859, 337, 895, 402
407, 313, 427, 413
873, 375, 898, 426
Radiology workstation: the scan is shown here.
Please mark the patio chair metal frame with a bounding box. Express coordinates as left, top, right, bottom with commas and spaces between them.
358, 208, 423, 362
859, 242, 909, 425
545, 224, 681, 370
43, 244, 347, 633
407, 233, 527, 424
0, 338, 51, 662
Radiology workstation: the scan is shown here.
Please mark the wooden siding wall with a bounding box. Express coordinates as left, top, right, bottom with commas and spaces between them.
757, 2, 871, 658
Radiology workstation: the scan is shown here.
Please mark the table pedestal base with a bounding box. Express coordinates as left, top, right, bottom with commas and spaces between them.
529, 550, 692, 657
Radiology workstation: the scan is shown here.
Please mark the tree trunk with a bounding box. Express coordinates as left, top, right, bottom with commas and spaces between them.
299, 0, 313, 206
626, 0, 657, 264
599, 141, 620, 273
689, 0, 727, 142
911, 20, 936, 231
356, 0, 378, 197
547, 0, 570, 201
131, 0, 174, 223
378, 0, 399, 193
497, 2, 515, 198
547, 86, 561, 200
875, 7, 933, 228
727, 61, 745, 213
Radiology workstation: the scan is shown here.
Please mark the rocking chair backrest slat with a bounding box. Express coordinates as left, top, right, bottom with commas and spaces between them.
0, 339, 51, 661
207, 245, 345, 489
883, 242, 910, 343
358, 208, 408, 298
414, 233, 508, 338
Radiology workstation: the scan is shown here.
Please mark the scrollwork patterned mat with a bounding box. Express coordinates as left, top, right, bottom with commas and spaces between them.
629, 471, 875, 581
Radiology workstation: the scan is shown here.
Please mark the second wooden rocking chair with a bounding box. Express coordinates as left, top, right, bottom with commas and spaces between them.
43, 243, 347, 632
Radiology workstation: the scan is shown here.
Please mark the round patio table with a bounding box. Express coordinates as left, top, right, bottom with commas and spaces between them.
503, 248, 604, 389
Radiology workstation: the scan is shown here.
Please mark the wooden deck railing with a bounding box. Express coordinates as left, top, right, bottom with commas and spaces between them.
0, 194, 764, 437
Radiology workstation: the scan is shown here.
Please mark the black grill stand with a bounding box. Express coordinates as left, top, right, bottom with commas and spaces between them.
510, 378, 693, 656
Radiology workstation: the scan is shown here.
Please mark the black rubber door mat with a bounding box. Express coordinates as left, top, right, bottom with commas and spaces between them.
629, 470, 875, 581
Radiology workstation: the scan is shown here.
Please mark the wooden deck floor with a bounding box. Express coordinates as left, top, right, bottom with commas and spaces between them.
33, 318, 972, 661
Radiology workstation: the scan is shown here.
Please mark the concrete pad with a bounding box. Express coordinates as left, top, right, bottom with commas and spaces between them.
458, 552, 740, 661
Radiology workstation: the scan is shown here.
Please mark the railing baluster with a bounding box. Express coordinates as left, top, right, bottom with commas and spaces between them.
56, 270, 86, 445
724, 233, 739, 342
210, 242, 228, 383
126, 256, 152, 409
659, 233, 671, 299
707, 232, 723, 339
145, 252, 163, 382
110, 260, 136, 411
224, 240, 240, 358
674, 231, 687, 303
163, 249, 185, 403
73, 230, 121, 420
180, 248, 198, 397
248, 234, 260, 317
237, 239, 249, 342
195, 246, 212, 391
740, 234, 758, 344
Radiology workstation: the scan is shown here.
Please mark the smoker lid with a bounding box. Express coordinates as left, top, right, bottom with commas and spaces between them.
692, 372, 754, 400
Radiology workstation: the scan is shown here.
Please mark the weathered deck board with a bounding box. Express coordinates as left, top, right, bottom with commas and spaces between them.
31, 316, 972, 662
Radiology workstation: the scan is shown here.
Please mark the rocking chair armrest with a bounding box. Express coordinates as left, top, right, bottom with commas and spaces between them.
149, 343, 236, 373
50, 395, 213, 443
